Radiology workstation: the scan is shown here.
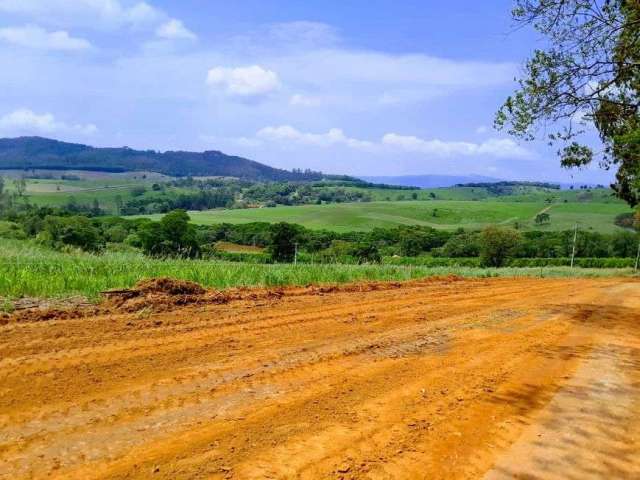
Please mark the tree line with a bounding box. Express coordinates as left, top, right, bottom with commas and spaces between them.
1, 206, 638, 267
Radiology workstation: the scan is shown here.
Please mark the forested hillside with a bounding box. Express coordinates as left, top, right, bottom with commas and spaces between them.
0, 136, 324, 181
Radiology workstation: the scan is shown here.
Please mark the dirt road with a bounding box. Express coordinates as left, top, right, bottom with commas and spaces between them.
1, 277, 639, 479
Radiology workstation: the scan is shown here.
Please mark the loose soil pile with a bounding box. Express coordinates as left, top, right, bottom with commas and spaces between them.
1, 277, 639, 479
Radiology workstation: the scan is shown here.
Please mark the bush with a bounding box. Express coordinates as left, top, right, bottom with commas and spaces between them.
479, 226, 521, 267
0, 221, 26, 240
41, 215, 103, 252
105, 225, 128, 243
440, 232, 480, 257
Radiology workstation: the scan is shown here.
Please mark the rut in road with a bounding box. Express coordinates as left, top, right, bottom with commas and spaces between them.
1, 277, 639, 479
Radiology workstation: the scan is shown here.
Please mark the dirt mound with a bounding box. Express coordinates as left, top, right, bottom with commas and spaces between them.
133, 278, 206, 296
101, 277, 208, 313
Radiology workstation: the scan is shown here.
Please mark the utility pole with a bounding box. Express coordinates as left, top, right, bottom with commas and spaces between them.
635, 238, 640, 272
294, 242, 298, 265
570, 223, 578, 269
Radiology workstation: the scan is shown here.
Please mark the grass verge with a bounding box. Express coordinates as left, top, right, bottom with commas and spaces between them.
0, 239, 636, 301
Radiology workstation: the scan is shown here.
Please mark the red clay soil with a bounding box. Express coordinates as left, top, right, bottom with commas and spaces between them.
1, 276, 639, 479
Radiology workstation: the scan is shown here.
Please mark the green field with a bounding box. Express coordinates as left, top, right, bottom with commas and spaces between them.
137, 200, 632, 233
8, 177, 156, 210
3, 175, 634, 234
338, 185, 621, 203
0, 239, 634, 302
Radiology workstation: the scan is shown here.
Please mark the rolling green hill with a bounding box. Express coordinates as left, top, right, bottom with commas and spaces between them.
137, 200, 632, 233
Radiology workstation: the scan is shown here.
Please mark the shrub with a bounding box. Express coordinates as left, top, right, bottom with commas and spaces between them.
105, 225, 128, 243
479, 226, 521, 267
0, 221, 26, 240
42, 216, 103, 252
440, 232, 480, 257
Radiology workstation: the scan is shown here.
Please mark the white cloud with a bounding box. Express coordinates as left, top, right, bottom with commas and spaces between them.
0, 0, 167, 30
257, 125, 375, 150
282, 50, 516, 91
475, 125, 489, 134
0, 108, 97, 135
382, 133, 531, 158
250, 125, 531, 159
206, 65, 280, 97
156, 19, 196, 41
0, 25, 91, 51
289, 94, 322, 107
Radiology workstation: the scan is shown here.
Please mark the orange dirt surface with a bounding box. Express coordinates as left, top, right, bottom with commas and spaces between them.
215, 242, 265, 254
1, 276, 640, 479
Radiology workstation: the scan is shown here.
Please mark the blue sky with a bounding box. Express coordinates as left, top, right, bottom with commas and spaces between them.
0, 0, 610, 183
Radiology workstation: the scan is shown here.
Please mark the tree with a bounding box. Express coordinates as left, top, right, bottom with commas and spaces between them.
42, 216, 102, 251
268, 222, 299, 262
441, 232, 481, 257
496, 1, 640, 205
479, 226, 521, 267
139, 209, 200, 257
535, 212, 551, 224
105, 225, 128, 243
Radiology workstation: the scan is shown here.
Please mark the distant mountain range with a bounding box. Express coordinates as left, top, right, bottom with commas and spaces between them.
358, 174, 504, 189
0, 137, 325, 182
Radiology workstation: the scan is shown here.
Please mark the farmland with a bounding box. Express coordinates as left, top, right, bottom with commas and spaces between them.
3, 174, 632, 234
2, 174, 162, 210
139, 200, 631, 233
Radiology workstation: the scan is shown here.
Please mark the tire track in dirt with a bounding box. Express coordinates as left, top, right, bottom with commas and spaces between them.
1, 277, 639, 479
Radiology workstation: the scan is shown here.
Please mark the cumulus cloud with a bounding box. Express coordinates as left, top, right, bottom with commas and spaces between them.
156, 19, 196, 40
206, 65, 280, 97
257, 125, 375, 151
382, 133, 531, 158
0, 25, 91, 51
0, 108, 97, 135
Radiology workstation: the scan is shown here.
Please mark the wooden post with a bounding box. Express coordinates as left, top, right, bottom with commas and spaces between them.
570, 223, 578, 269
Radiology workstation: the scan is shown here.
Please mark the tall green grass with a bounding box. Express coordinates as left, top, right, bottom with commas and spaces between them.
0, 239, 635, 301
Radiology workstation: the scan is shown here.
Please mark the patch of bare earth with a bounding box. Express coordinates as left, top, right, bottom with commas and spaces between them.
1, 277, 639, 479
